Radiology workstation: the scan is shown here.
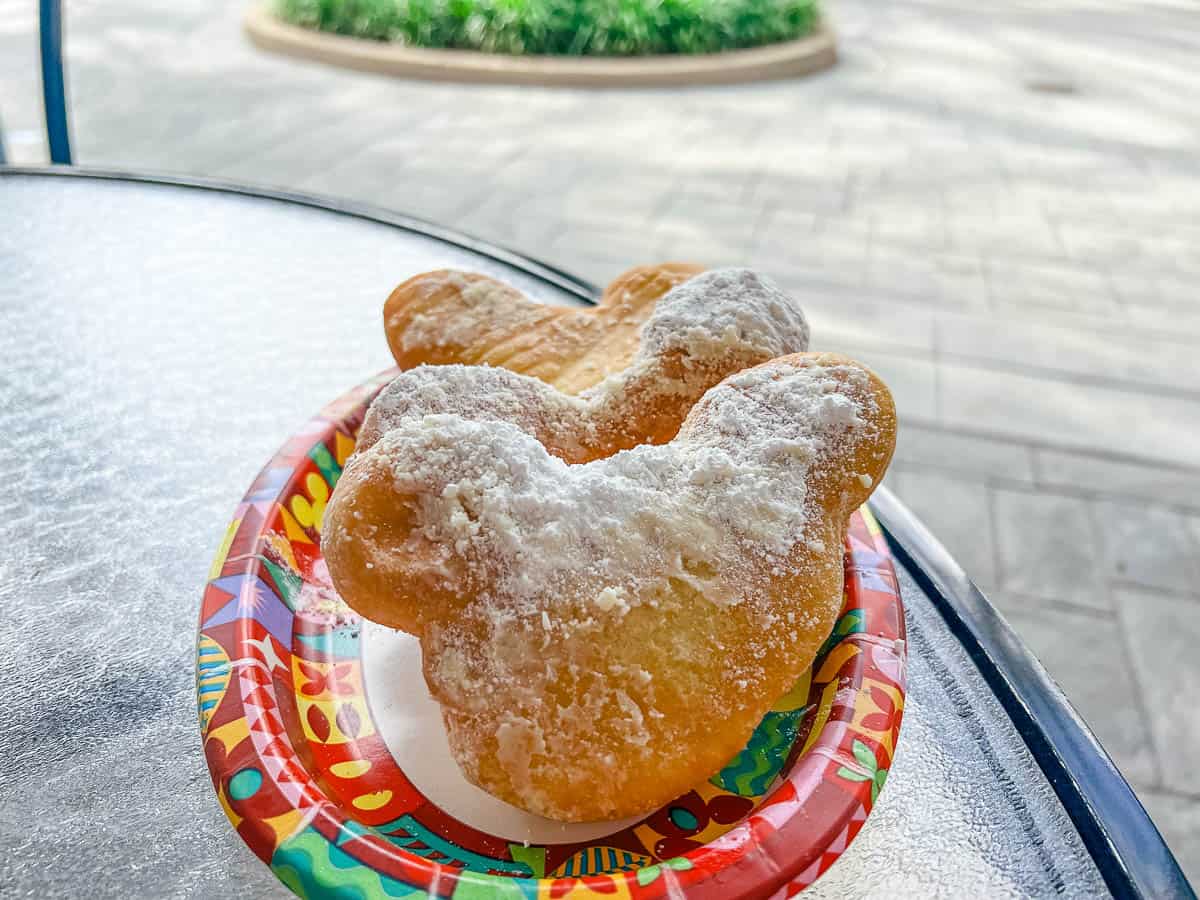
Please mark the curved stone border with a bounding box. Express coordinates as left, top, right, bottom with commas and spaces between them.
244, 5, 836, 87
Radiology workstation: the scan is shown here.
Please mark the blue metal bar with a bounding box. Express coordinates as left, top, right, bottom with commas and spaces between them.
39, 0, 72, 165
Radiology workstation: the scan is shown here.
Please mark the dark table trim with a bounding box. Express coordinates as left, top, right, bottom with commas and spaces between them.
0, 166, 598, 303
871, 486, 1195, 900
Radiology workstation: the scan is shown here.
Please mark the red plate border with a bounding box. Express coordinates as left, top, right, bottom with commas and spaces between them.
196, 371, 906, 899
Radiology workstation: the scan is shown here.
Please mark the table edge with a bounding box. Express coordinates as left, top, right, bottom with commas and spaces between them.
0, 165, 600, 304
870, 485, 1196, 900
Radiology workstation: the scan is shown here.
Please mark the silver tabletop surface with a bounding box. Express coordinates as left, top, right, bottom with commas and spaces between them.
0, 172, 1107, 898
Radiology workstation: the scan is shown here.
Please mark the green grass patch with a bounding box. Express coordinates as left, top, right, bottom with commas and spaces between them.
274, 0, 820, 56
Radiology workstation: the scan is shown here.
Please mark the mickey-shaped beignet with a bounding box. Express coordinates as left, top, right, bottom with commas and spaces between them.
384, 266, 810, 453
324, 353, 896, 822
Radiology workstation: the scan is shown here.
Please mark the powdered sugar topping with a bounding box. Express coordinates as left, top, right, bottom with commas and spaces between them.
638, 268, 811, 364
349, 360, 877, 617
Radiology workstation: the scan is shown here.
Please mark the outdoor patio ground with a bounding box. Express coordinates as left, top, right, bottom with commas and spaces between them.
2, 0, 1198, 883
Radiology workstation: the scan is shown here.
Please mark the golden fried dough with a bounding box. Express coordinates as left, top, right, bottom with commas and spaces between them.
324, 353, 896, 822
382, 266, 810, 454
385, 262, 702, 390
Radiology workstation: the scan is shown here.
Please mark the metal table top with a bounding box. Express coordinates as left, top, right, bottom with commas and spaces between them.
0, 169, 1190, 899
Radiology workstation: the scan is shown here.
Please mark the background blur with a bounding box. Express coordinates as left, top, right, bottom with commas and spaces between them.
2, 0, 1198, 882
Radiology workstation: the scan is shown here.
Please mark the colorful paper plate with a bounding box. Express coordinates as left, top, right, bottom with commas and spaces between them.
197, 372, 906, 899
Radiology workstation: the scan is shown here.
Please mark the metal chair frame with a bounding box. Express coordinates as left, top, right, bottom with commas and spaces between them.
1, 0, 72, 165
41, 0, 72, 164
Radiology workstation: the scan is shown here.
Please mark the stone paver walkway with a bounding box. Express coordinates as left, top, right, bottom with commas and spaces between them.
3, 0, 1199, 882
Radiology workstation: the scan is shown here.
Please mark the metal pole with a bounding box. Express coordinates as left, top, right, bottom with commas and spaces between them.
40, 0, 73, 165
